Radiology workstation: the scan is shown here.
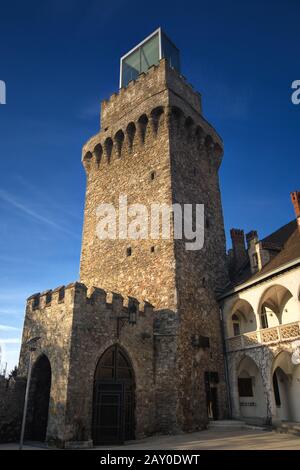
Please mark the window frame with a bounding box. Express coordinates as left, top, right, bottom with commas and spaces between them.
238, 377, 253, 397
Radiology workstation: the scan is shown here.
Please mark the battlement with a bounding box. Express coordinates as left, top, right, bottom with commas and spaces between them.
81, 58, 224, 173
26, 281, 154, 316
101, 59, 201, 126
82, 66, 223, 173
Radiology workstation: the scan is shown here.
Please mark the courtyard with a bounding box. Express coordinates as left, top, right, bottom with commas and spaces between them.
1, 429, 300, 450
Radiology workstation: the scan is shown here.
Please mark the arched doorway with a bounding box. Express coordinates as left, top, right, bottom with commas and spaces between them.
237, 356, 267, 422
27, 355, 51, 441
273, 367, 291, 421
92, 345, 135, 444
272, 351, 300, 422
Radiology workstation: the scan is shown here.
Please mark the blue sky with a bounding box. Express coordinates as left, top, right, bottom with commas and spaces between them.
0, 0, 299, 372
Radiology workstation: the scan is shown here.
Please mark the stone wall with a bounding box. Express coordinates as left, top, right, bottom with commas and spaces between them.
18, 284, 75, 444
169, 101, 229, 429
0, 376, 25, 443
64, 284, 157, 441
18, 282, 180, 445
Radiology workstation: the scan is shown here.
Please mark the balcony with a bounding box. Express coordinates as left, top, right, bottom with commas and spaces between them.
226, 321, 300, 352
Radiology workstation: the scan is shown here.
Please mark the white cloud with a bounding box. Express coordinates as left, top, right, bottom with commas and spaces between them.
0, 338, 21, 344
0, 189, 78, 237
0, 324, 19, 331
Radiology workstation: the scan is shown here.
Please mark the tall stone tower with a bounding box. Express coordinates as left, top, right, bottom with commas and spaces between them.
80, 29, 229, 431
15, 30, 229, 447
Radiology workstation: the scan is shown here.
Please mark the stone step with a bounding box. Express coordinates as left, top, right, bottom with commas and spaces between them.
274, 422, 300, 436
208, 420, 247, 430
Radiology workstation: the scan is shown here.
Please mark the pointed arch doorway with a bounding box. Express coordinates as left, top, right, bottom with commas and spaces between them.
92, 345, 135, 445
28, 354, 51, 441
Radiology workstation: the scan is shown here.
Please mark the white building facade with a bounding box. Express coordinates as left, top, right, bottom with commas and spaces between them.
221, 192, 300, 425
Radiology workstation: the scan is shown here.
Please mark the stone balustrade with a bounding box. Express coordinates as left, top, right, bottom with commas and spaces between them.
226, 321, 300, 352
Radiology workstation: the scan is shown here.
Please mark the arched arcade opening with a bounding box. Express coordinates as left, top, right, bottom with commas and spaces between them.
237, 355, 267, 422
272, 351, 300, 422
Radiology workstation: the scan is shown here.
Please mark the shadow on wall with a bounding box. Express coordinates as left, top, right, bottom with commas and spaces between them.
0, 375, 26, 443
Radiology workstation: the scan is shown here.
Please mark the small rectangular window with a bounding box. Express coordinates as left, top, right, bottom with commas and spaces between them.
233, 322, 240, 336
45, 292, 52, 305
32, 295, 40, 309
238, 377, 253, 397
127, 247, 132, 256
58, 286, 65, 302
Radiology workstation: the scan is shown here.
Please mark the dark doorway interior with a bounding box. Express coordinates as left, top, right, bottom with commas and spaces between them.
92, 345, 135, 445
204, 371, 219, 420
27, 355, 51, 441
273, 370, 281, 406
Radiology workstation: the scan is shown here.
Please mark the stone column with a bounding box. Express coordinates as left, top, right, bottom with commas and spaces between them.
228, 354, 241, 419
259, 347, 276, 424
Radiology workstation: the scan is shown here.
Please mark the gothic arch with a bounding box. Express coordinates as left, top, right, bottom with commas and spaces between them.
184, 116, 194, 135
150, 106, 164, 134
104, 137, 113, 162
82, 151, 93, 169
137, 114, 149, 143
126, 122, 136, 150
93, 143, 103, 165
114, 130, 125, 157
227, 298, 257, 337
258, 284, 295, 327
27, 354, 52, 441
171, 106, 184, 128
271, 350, 299, 421
92, 344, 135, 444
236, 354, 267, 420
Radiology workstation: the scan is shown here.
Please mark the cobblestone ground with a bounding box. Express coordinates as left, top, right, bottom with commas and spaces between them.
1, 429, 300, 450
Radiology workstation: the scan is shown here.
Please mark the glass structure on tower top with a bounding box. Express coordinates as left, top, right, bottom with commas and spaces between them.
120, 28, 180, 88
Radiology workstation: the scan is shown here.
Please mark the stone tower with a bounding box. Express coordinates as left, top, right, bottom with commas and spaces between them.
15, 30, 229, 447
80, 32, 229, 431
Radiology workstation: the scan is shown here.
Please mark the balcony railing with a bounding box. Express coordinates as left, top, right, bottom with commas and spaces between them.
226, 321, 300, 352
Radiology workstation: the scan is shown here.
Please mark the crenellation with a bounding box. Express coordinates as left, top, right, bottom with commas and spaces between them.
87, 286, 107, 306
112, 292, 124, 313
101, 58, 200, 122
40, 290, 52, 308
24, 280, 156, 327
26, 293, 40, 311
27, 292, 40, 301
140, 300, 154, 315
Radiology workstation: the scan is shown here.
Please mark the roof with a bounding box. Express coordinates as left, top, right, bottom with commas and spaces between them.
229, 219, 300, 289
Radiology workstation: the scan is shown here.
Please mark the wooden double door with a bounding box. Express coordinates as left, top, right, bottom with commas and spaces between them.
92, 345, 135, 444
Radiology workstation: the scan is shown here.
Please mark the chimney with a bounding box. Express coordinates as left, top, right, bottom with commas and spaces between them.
291, 191, 300, 230
246, 230, 259, 274
246, 230, 258, 248
230, 228, 247, 271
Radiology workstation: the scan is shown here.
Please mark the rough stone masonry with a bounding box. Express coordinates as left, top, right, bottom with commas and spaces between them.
12, 58, 229, 447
